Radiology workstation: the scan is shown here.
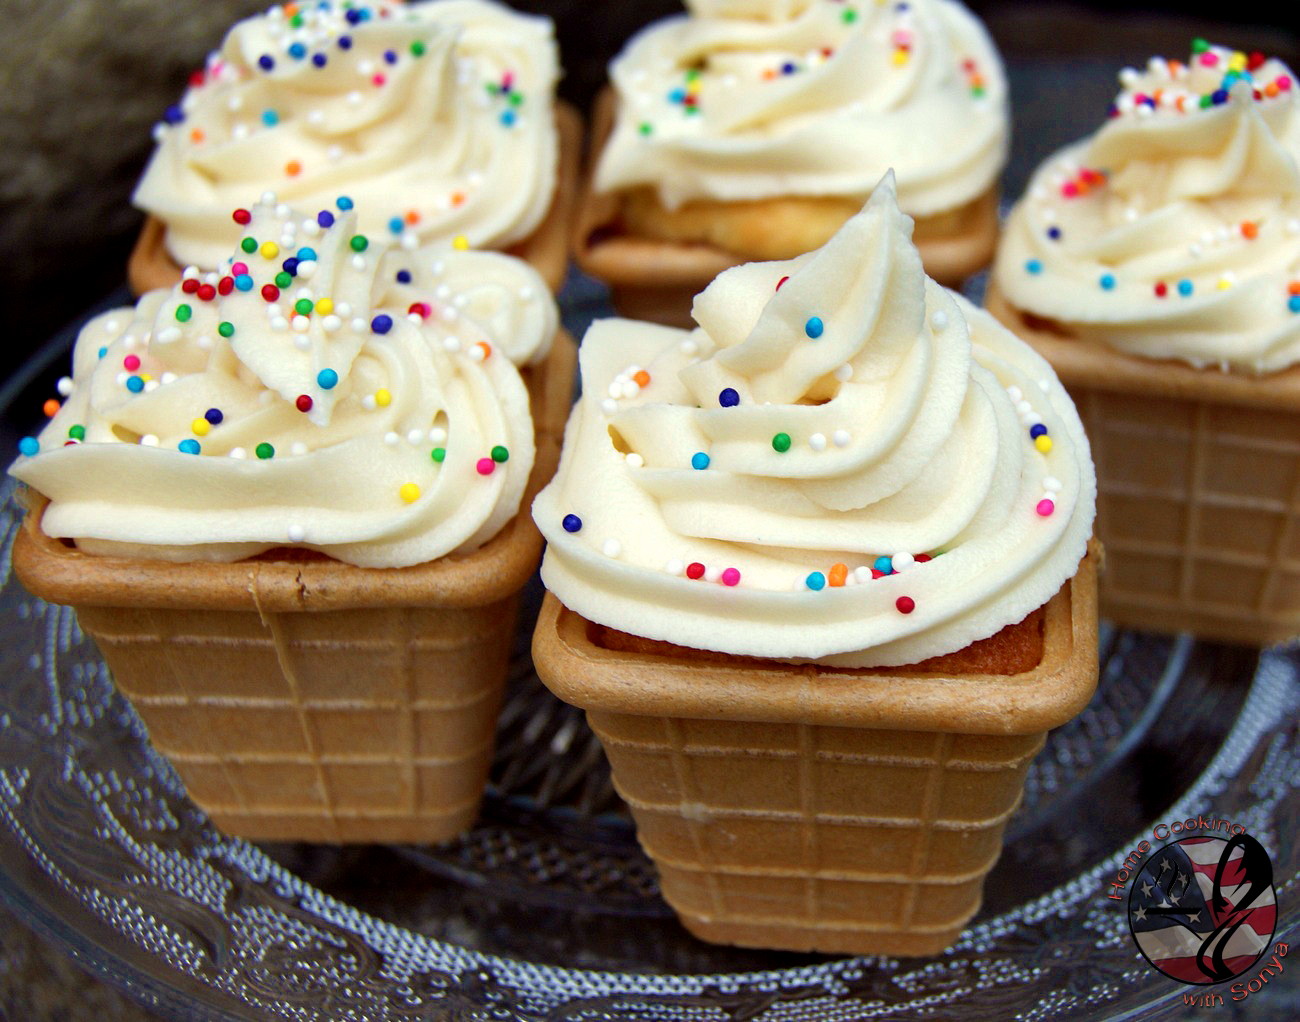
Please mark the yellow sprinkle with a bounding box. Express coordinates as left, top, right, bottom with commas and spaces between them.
260, 241, 280, 260
1216, 277, 1233, 290
1035, 435, 1053, 453
140, 374, 153, 382
452, 234, 470, 251
191, 418, 210, 437
375, 388, 392, 407
399, 482, 421, 504
316, 297, 334, 315
892, 49, 910, 67
1228, 52, 1247, 72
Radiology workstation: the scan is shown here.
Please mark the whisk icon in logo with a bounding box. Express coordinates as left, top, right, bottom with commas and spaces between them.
1127, 833, 1277, 985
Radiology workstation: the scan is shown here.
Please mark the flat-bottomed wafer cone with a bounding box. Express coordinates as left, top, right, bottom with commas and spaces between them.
13, 332, 577, 844
128, 103, 584, 297
532, 544, 1099, 956
573, 88, 999, 328
986, 281, 1300, 646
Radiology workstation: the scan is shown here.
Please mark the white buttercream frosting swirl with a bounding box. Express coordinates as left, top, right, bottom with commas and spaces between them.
12, 197, 556, 568
594, 0, 1007, 217
134, 0, 560, 271
535, 178, 1094, 667
995, 44, 1300, 373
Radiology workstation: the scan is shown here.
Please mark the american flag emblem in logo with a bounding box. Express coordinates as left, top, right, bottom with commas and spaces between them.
1128, 834, 1277, 985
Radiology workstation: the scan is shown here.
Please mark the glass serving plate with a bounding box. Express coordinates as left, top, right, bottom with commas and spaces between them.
0, 280, 1297, 1021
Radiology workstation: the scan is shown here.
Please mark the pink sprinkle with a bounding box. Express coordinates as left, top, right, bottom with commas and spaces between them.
1062, 182, 1079, 198
1199, 52, 1219, 67
123, 355, 141, 371
372, 74, 387, 87
231, 262, 248, 276
503, 71, 515, 89
476, 457, 495, 476
1279, 75, 1293, 91
1037, 499, 1056, 517
721, 567, 741, 587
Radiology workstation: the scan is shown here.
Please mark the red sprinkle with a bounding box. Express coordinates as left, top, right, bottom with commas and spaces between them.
871, 568, 886, 580
896, 596, 916, 615
295, 394, 313, 413
686, 562, 706, 580
408, 302, 431, 318
181, 278, 200, 294
1247, 51, 1267, 71
197, 283, 216, 302
232, 208, 252, 225
915, 554, 932, 563
776, 275, 789, 291
1154, 282, 1168, 298
261, 284, 280, 302
217, 276, 234, 296
189, 70, 207, 88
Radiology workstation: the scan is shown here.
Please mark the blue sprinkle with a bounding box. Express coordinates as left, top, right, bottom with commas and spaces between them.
358, 6, 371, 20
804, 316, 824, 339
336, 196, 354, 211
234, 273, 254, 292
806, 572, 827, 592
1100, 273, 1116, 291
262, 109, 279, 126
338, 35, 353, 50
396, 269, 412, 284
691, 452, 710, 470
1047, 226, 1061, 241
1289, 295, 1300, 313
296, 247, 317, 262
205, 408, 224, 425
288, 42, 307, 60
1026, 259, 1043, 274
97, 347, 108, 359
258, 54, 275, 71
317, 368, 339, 389
874, 555, 893, 574
781, 62, 797, 75
384, 49, 398, 65
1212, 89, 1229, 105
388, 216, 406, 234
1029, 423, 1048, 439
1178, 278, 1194, 297
345, 8, 362, 23
719, 387, 740, 407
163, 105, 185, 125
669, 88, 686, 103
126, 376, 145, 393
179, 439, 201, 455
500, 109, 517, 127
18, 437, 39, 457
371, 314, 393, 335
562, 514, 582, 533
317, 209, 335, 227
312, 53, 327, 68
282, 257, 300, 275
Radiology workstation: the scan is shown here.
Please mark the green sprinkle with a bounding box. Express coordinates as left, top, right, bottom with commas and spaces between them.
431, 447, 446, 463
218, 321, 235, 338
273, 272, 291, 289
1199, 94, 1213, 108
68, 424, 85, 441
290, 13, 303, 27
255, 442, 275, 460
1191, 37, 1210, 54
772, 433, 791, 453
638, 121, 653, 136
842, 7, 858, 24
241, 237, 258, 253
295, 298, 313, 316
350, 235, 369, 252
175, 304, 192, 323
411, 40, 426, 57
486, 82, 501, 95
509, 92, 523, 107
971, 85, 986, 98
491, 445, 509, 463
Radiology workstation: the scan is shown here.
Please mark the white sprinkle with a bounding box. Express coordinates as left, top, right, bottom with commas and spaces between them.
834, 363, 854, 382
347, 90, 363, 106
1016, 399, 1032, 415
196, 336, 213, 350
1118, 67, 1140, 86
362, 395, 377, 410
271, 317, 289, 331
291, 442, 308, 457
892, 552, 916, 572
1006, 385, 1023, 402
1038, 378, 1052, 392
443, 337, 462, 353
403, 429, 422, 445
351, 255, 367, 271
621, 380, 640, 399
680, 339, 698, 356
143, 380, 158, 392
853, 566, 873, 584
600, 398, 618, 415
435, 284, 452, 300
469, 343, 487, 362
430, 428, 447, 444
56, 376, 74, 396
1025, 412, 1044, 427
519, 286, 534, 301
160, 372, 177, 385
704, 566, 722, 583
602, 539, 622, 558
1043, 476, 1062, 492
607, 382, 623, 399
664, 559, 684, 577
301, 219, 321, 237
832, 429, 850, 448
181, 265, 200, 281
230, 447, 247, 459
931, 311, 948, 330
115, 371, 128, 385
296, 260, 317, 280
335, 302, 352, 318
384, 432, 400, 446
140, 434, 159, 447
809, 433, 827, 452
260, 191, 277, 205
351, 317, 368, 333
358, 58, 375, 75
156, 327, 182, 343
287, 524, 306, 542
104, 319, 121, 333
442, 307, 458, 322
291, 315, 311, 333
322, 315, 342, 333
401, 234, 419, 251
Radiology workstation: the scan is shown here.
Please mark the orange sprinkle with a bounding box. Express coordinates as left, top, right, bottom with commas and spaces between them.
189, 128, 206, 144
828, 564, 848, 587
1175, 95, 1187, 112
42, 399, 60, 418
632, 370, 651, 387
762, 69, 777, 81
474, 341, 492, 361
450, 192, 466, 208
285, 160, 302, 177
1265, 82, 1280, 98
1288, 281, 1300, 296
1241, 221, 1259, 240
404, 210, 421, 224
283, 2, 299, 15
970, 75, 985, 88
